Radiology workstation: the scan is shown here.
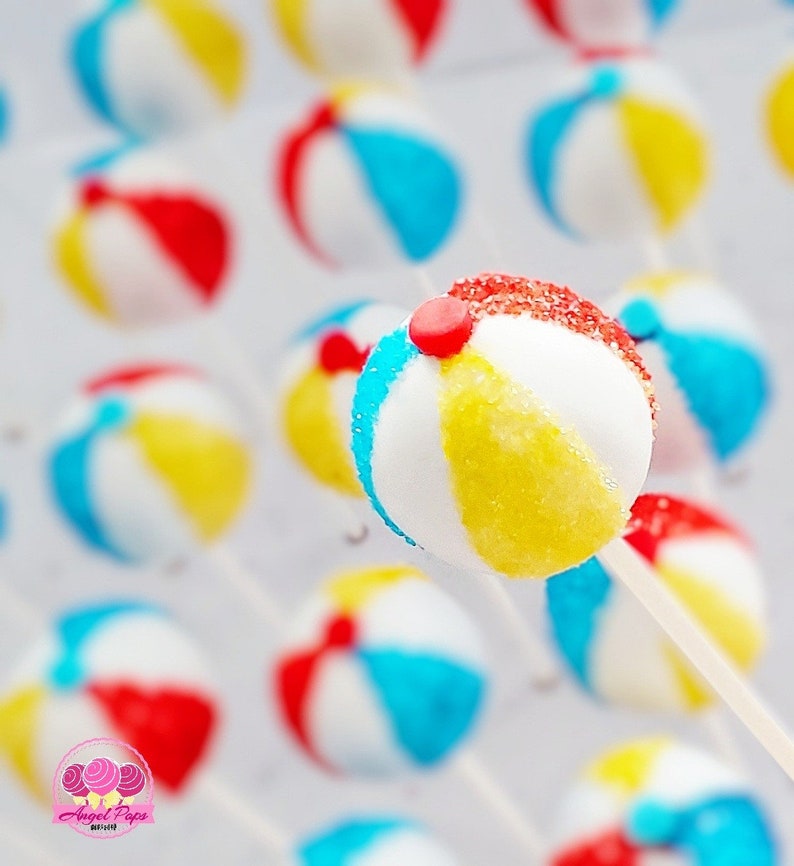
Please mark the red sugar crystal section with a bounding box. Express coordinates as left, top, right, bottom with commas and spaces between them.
445, 273, 657, 415
626, 493, 747, 563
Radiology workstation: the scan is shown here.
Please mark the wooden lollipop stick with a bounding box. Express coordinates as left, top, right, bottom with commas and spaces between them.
412, 266, 438, 300
702, 707, 746, 772
599, 537, 794, 781
194, 773, 292, 856
454, 752, 547, 860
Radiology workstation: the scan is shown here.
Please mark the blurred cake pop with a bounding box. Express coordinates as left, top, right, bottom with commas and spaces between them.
270, 0, 448, 84
525, 57, 708, 241
549, 737, 778, 865
608, 271, 770, 473
766, 54, 794, 178
0, 600, 218, 801
273, 564, 487, 777
547, 493, 767, 713
352, 273, 655, 579
297, 817, 460, 866
277, 86, 463, 269
70, 0, 247, 140
48, 364, 252, 564
52, 151, 231, 329
280, 300, 408, 499
525, 0, 680, 50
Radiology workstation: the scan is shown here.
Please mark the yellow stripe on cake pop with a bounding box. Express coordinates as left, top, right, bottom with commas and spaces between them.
325, 565, 427, 614
619, 97, 708, 232
283, 368, 363, 498
0, 686, 48, 802
586, 737, 670, 795
130, 413, 251, 541
148, 0, 245, 104
659, 563, 766, 710
271, 0, 317, 72
623, 270, 698, 298
438, 349, 627, 579
53, 211, 111, 319
767, 62, 794, 176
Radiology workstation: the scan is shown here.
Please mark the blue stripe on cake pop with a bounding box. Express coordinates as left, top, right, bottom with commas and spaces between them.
546, 557, 614, 691
71, 0, 137, 133
300, 818, 409, 866
49, 397, 133, 562
359, 649, 485, 766
648, 0, 679, 28
526, 93, 589, 237
50, 600, 161, 690
344, 128, 462, 262
293, 300, 372, 343
352, 326, 419, 546
659, 330, 769, 461
628, 795, 777, 866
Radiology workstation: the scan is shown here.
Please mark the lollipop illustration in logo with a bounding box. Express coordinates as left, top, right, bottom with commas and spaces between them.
83, 757, 122, 809
53, 739, 155, 838
61, 764, 90, 805
117, 763, 146, 805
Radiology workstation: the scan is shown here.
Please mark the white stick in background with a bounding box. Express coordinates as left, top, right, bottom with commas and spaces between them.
599, 537, 794, 781
475, 573, 560, 690
454, 752, 547, 861
640, 235, 669, 273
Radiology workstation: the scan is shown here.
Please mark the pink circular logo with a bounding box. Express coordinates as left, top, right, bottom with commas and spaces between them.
52, 739, 155, 839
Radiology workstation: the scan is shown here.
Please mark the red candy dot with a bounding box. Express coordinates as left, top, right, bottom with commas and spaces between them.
318, 331, 370, 374
408, 295, 473, 358
81, 179, 112, 208
325, 616, 356, 649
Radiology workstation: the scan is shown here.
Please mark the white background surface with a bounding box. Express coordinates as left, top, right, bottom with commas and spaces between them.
0, 1, 793, 864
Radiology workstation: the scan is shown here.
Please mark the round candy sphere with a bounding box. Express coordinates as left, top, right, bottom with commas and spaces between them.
280, 300, 408, 499
52, 151, 231, 329
766, 55, 794, 178
0, 600, 218, 801
277, 86, 463, 269
273, 564, 488, 777
526, 57, 708, 241
352, 273, 656, 580
609, 271, 770, 473
70, 0, 247, 139
525, 0, 679, 50
548, 737, 778, 865
296, 817, 460, 866
48, 364, 253, 564
547, 493, 767, 714
270, 0, 447, 84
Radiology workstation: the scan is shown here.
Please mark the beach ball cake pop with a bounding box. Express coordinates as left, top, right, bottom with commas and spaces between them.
270, 0, 448, 84
280, 300, 408, 499
48, 364, 252, 565
274, 564, 487, 777
766, 54, 794, 178
277, 86, 463, 270
352, 273, 656, 579
526, 57, 708, 241
0, 600, 218, 802
548, 737, 778, 864
70, 0, 247, 139
52, 151, 231, 329
608, 272, 770, 473
525, 0, 680, 50
547, 494, 767, 713
296, 817, 460, 866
